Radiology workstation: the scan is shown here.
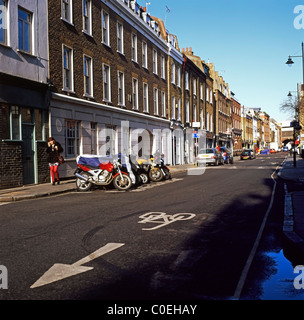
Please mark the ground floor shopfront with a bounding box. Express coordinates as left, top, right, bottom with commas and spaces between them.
50, 94, 191, 179
0, 75, 50, 189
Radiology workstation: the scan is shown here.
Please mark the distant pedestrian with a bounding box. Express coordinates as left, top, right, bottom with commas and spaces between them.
47, 137, 64, 185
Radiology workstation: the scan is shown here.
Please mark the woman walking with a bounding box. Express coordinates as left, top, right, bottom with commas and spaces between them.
47, 137, 64, 185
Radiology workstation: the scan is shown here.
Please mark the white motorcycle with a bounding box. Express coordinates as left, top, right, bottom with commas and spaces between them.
75, 155, 135, 192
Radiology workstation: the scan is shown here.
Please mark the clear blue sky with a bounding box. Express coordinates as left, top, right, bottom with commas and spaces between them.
142, 0, 304, 122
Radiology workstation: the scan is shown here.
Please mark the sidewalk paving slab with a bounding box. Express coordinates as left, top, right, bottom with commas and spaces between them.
279, 155, 304, 255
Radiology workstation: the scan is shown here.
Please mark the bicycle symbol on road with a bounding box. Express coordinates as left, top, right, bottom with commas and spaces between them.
138, 212, 196, 231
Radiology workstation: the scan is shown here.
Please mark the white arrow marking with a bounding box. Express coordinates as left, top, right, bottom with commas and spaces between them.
30, 243, 125, 289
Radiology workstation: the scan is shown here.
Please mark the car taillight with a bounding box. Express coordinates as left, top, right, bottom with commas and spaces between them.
213, 156, 216, 159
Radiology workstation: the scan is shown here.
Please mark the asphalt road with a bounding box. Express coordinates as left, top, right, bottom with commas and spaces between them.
0, 154, 287, 302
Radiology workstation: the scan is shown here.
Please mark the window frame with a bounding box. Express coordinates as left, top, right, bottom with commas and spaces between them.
131, 33, 137, 62
62, 44, 74, 92
82, 0, 92, 35
153, 87, 159, 116
117, 21, 124, 54
62, 0, 73, 24
142, 41, 148, 69
65, 119, 80, 158
83, 55, 93, 97
101, 9, 110, 46
103, 63, 111, 102
117, 70, 125, 107
153, 48, 158, 75
132, 77, 139, 110
18, 6, 32, 54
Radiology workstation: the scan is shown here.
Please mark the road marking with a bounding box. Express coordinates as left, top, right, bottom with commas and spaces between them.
30, 243, 125, 289
138, 212, 196, 231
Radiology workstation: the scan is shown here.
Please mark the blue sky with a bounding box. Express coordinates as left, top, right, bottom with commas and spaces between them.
143, 0, 304, 122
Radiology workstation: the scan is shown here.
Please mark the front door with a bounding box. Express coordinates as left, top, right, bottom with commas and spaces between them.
22, 124, 35, 185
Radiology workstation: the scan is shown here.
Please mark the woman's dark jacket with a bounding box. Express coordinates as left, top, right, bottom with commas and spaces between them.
46, 142, 64, 164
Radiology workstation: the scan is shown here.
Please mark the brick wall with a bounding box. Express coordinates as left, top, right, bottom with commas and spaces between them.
48, 0, 168, 116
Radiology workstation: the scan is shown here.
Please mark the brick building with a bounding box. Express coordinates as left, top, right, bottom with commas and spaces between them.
231, 93, 243, 155
0, 0, 49, 189
259, 112, 271, 148
48, 0, 174, 177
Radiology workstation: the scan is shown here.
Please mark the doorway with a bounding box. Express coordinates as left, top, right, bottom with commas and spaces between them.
22, 124, 35, 185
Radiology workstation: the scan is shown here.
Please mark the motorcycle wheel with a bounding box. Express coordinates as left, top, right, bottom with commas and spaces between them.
113, 174, 132, 191
164, 170, 172, 180
76, 172, 92, 192
149, 168, 164, 182
139, 173, 149, 184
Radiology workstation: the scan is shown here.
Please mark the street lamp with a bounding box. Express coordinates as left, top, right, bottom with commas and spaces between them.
286, 43, 304, 167
287, 90, 299, 167
286, 42, 304, 85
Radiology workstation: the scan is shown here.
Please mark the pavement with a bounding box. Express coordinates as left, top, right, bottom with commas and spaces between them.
278, 154, 304, 255
1, 155, 303, 256
0, 164, 192, 203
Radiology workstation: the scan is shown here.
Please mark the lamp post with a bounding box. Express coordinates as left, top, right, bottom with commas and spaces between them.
286, 42, 304, 85
286, 42, 304, 167
287, 91, 299, 167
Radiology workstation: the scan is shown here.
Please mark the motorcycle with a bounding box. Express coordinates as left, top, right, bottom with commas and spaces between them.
129, 156, 150, 185
75, 155, 134, 192
152, 153, 172, 180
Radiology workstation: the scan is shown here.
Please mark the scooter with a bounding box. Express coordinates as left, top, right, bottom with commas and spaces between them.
75, 155, 134, 192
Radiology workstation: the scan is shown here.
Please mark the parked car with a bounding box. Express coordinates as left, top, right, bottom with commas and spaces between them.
220, 147, 234, 164
196, 148, 224, 166
260, 149, 269, 155
240, 149, 256, 160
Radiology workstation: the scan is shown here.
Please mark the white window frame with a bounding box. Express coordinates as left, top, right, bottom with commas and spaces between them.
83, 55, 93, 97
62, 45, 74, 92
185, 71, 189, 91
153, 88, 159, 115
161, 91, 166, 117
117, 70, 125, 106
200, 84, 204, 101
117, 21, 124, 54
186, 100, 190, 123
177, 98, 181, 121
143, 82, 149, 113
102, 9, 110, 46
153, 49, 158, 75
131, 33, 137, 62
177, 66, 181, 87
82, 0, 92, 35
103, 63, 111, 102
193, 78, 197, 97
171, 63, 176, 84
142, 41, 148, 69
132, 77, 139, 110
171, 96, 175, 120
62, 0, 73, 24
161, 55, 166, 79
